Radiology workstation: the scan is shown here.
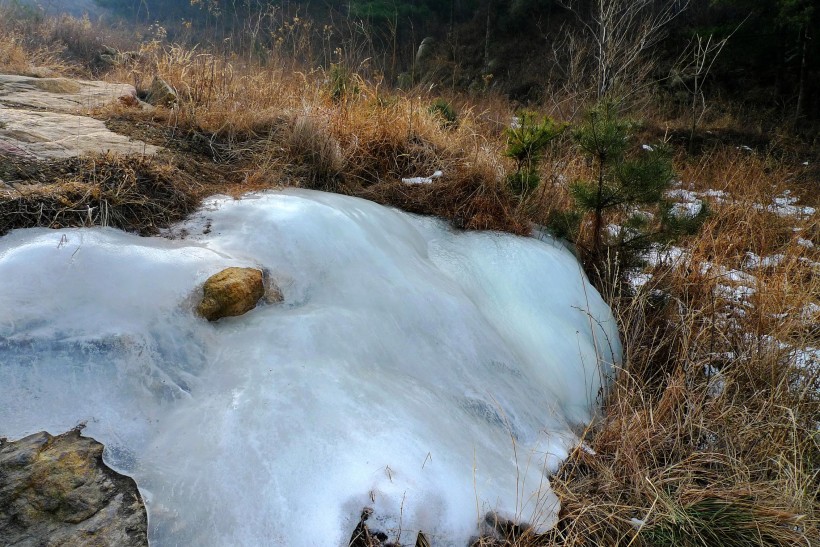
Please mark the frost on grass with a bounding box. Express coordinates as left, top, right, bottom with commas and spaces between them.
0, 189, 620, 546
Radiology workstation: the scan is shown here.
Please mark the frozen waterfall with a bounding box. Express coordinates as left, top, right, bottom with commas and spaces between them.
0, 189, 620, 546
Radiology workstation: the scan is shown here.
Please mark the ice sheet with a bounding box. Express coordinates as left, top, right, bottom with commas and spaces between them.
0, 189, 620, 546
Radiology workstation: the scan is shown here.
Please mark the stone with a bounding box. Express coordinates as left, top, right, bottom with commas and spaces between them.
0, 72, 157, 159
197, 267, 266, 321
0, 429, 148, 546
0, 73, 137, 112
145, 76, 177, 107
0, 105, 159, 159
415, 36, 436, 64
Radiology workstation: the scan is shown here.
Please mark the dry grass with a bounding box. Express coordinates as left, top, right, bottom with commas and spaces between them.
0, 28, 77, 76
0, 6, 817, 546
0, 154, 201, 236
0, 7, 119, 76
98, 38, 528, 232
512, 148, 819, 546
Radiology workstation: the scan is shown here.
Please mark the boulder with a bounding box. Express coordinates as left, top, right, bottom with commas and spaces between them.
197, 267, 266, 321
0, 73, 138, 112
415, 36, 437, 64
0, 73, 158, 159
0, 429, 148, 546
145, 76, 177, 107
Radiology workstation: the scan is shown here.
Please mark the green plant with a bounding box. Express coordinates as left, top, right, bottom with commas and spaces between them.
562, 100, 707, 280
503, 111, 565, 197
428, 98, 457, 128
328, 63, 359, 102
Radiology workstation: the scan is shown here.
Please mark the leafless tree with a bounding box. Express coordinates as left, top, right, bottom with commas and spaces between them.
543, 23, 595, 119
559, 0, 690, 99
671, 33, 731, 150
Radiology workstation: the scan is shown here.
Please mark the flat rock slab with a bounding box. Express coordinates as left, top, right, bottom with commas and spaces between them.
0, 73, 137, 112
0, 429, 148, 546
0, 106, 158, 159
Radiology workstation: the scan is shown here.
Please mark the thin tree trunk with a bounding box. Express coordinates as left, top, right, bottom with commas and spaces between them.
484, 0, 492, 69
593, 155, 605, 257
795, 25, 808, 121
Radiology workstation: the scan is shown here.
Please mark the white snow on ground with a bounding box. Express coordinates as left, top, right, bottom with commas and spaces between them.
755, 189, 817, 218
792, 346, 820, 370
617, 180, 818, 416
628, 184, 819, 376
0, 189, 620, 546
699, 262, 757, 287
665, 186, 723, 220
802, 302, 820, 320
666, 186, 730, 207
402, 170, 443, 184
635, 184, 817, 299
627, 271, 653, 289
702, 189, 729, 200
643, 244, 687, 269
606, 223, 624, 239
670, 200, 703, 219
666, 188, 700, 202
743, 252, 786, 269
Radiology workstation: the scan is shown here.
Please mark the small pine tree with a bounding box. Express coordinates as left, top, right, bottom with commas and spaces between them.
504, 111, 566, 197
560, 101, 707, 283
429, 98, 457, 128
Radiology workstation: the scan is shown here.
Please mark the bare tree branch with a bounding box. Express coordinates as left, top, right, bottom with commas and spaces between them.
559, 0, 690, 98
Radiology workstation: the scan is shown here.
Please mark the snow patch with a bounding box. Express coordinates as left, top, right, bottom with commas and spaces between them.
670, 200, 703, 219
755, 190, 816, 218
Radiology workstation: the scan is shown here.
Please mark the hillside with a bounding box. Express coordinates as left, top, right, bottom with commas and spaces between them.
0, 2, 818, 546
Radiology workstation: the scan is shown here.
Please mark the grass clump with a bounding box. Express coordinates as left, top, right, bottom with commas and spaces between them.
643, 497, 794, 547
328, 62, 360, 103
0, 154, 201, 236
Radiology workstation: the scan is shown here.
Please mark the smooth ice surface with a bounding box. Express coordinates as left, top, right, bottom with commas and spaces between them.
0, 189, 620, 546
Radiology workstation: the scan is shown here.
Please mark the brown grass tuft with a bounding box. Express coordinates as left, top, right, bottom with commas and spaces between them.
0, 154, 201, 236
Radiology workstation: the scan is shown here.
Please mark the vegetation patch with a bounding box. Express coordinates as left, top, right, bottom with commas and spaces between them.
0, 154, 201, 235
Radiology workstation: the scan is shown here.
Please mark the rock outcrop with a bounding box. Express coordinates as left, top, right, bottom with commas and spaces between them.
0, 108, 159, 159
197, 267, 267, 321
0, 74, 137, 112
99, 46, 143, 68
0, 429, 148, 546
0, 73, 158, 160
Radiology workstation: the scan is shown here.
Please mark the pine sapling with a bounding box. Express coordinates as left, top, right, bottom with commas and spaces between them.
504, 111, 566, 197
562, 100, 708, 283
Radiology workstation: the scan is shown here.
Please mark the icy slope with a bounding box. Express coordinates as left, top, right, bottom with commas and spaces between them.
0, 189, 620, 546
